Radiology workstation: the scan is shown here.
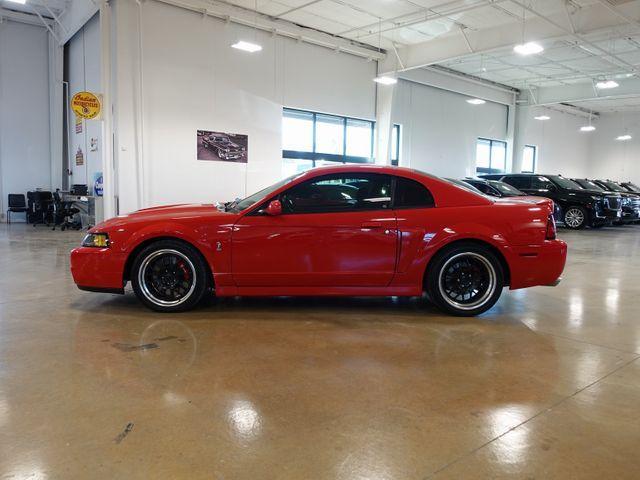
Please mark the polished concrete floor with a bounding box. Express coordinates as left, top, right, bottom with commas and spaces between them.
1, 223, 639, 479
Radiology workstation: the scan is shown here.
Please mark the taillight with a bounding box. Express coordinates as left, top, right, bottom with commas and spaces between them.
546, 214, 557, 240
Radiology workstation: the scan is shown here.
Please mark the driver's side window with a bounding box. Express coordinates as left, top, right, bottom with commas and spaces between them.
280, 173, 392, 214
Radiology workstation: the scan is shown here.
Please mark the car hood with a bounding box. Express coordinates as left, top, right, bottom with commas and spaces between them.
92, 204, 237, 231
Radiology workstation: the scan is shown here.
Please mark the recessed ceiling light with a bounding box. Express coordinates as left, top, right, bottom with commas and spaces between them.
466, 98, 486, 105
231, 41, 262, 53
513, 42, 544, 55
616, 134, 632, 141
534, 115, 550, 120
580, 125, 596, 132
595, 80, 619, 89
5, 0, 27, 3
373, 76, 398, 85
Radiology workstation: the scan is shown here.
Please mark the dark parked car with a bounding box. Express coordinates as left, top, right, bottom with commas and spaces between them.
462, 178, 525, 197
463, 177, 562, 220
588, 179, 640, 224
621, 181, 640, 194
202, 134, 246, 160
481, 173, 622, 229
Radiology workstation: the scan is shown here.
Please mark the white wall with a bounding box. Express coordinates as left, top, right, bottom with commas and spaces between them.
586, 112, 640, 184
514, 106, 591, 177
112, 0, 376, 213
391, 79, 509, 178
66, 13, 102, 189
0, 20, 52, 220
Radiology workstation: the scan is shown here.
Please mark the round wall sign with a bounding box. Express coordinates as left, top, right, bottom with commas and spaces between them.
71, 91, 101, 119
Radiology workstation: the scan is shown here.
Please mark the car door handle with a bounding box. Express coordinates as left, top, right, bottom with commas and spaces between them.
361, 222, 383, 229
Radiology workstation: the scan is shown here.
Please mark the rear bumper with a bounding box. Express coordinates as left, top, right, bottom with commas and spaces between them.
70, 247, 127, 291
508, 239, 567, 290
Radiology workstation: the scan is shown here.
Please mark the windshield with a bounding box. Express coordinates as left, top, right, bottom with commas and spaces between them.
229, 174, 299, 212
489, 181, 523, 196
600, 181, 625, 192
575, 179, 604, 191
550, 176, 582, 190
624, 182, 640, 192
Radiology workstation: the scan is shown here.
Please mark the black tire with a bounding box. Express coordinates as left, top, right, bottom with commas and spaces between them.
131, 239, 209, 312
563, 206, 587, 229
426, 242, 504, 317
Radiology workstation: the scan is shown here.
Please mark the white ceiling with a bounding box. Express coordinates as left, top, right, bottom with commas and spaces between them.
0, 0, 67, 18
224, 0, 640, 111
3, 0, 639, 111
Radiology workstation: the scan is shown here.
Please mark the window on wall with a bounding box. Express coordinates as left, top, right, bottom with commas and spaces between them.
391, 124, 401, 166
522, 145, 537, 173
282, 108, 374, 176
476, 138, 507, 174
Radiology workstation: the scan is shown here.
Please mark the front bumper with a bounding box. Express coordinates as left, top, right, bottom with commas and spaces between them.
70, 246, 127, 291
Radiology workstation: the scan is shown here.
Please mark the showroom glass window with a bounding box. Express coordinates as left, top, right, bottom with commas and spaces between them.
476, 138, 507, 174
522, 145, 537, 173
282, 108, 374, 176
391, 124, 401, 166
280, 173, 392, 214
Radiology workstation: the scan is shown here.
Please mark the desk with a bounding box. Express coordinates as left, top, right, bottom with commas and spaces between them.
61, 193, 103, 228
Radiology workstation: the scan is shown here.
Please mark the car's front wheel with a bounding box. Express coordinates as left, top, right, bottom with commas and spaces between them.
563, 206, 587, 229
426, 243, 504, 316
131, 239, 208, 312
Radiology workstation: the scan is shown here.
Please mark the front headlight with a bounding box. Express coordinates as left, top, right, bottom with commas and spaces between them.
82, 233, 110, 248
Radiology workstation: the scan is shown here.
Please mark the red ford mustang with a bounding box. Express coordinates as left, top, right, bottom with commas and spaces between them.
70, 165, 567, 316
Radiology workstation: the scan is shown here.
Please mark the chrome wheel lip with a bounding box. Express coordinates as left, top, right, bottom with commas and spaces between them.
564, 208, 585, 228
138, 249, 197, 307
437, 252, 497, 311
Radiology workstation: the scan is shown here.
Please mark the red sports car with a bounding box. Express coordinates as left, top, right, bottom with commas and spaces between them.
70, 165, 566, 316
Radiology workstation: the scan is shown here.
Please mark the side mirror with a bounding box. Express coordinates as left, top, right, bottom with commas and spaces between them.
265, 200, 282, 216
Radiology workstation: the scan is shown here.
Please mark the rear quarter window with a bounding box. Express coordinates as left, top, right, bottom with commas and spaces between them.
394, 177, 435, 208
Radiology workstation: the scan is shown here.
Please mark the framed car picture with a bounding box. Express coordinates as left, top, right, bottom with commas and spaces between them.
197, 130, 248, 163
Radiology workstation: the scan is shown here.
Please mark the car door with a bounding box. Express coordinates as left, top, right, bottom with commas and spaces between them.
231, 172, 398, 287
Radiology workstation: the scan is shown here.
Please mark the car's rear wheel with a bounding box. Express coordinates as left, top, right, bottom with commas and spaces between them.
131, 239, 208, 312
426, 243, 504, 316
564, 206, 586, 229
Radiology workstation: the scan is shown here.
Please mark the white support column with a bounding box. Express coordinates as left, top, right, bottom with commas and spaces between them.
48, 31, 64, 190
506, 103, 517, 173
100, 0, 116, 219
374, 80, 395, 165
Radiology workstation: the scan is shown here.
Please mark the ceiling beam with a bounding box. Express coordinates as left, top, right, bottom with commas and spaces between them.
0, 7, 54, 27
153, 0, 385, 60
521, 77, 640, 105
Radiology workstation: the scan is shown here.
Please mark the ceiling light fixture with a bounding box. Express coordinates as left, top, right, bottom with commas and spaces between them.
513, 5, 543, 56
374, 76, 398, 85
534, 115, 550, 120
595, 80, 619, 89
231, 41, 262, 53
616, 134, 632, 141
467, 98, 486, 105
514, 42, 544, 55
6, 0, 27, 3
232, 0, 262, 53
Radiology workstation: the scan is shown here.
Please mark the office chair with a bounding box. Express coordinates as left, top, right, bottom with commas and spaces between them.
52, 190, 81, 231
6, 194, 28, 223
30, 191, 54, 227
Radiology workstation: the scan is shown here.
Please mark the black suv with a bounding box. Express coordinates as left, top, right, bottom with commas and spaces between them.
481, 174, 622, 229
589, 179, 640, 224
621, 181, 640, 194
